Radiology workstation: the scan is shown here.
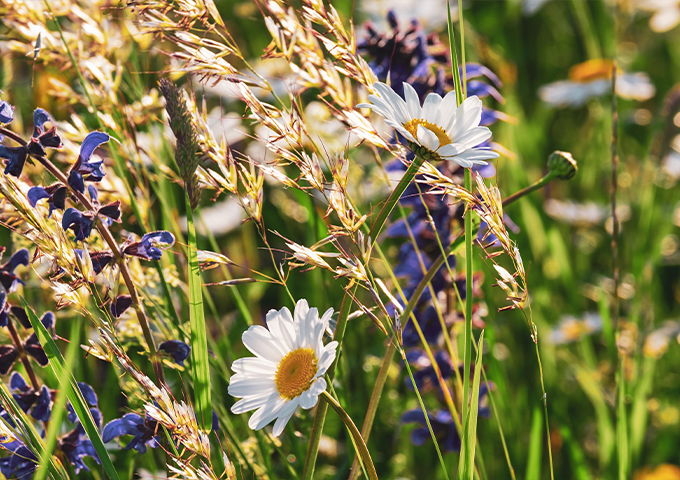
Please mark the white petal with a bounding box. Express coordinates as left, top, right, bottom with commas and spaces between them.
421, 93, 443, 124
242, 326, 287, 363
446, 148, 498, 168
249, 396, 287, 430
320, 308, 334, 333
301, 307, 319, 349
231, 389, 279, 414
266, 308, 296, 352
366, 94, 400, 124
231, 357, 277, 376
417, 125, 439, 151
316, 341, 338, 376
298, 378, 326, 409
617, 73, 655, 101
373, 82, 409, 124
395, 126, 417, 143
403, 83, 422, 119
650, 6, 680, 32
437, 143, 467, 157
228, 376, 277, 397
294, 299, 310, 325
271, 400, 299, 437
438, 90, 459, 131
448, 96, 483, 141
455, 126, 493, 149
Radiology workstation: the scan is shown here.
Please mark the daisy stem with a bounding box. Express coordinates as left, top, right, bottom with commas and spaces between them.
302, 289, 354, 480
320, 390, 378, 480
501, 171, 559, 207
368, 155, 425, 244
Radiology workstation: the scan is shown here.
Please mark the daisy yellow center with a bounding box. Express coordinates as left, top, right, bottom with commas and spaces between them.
568, 59, 615, 83
275, 348, 318, 400
403, 119, 451, 147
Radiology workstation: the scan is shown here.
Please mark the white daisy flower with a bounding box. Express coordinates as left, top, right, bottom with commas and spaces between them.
228, 299, 338, 437
357, 82, 500, 168
538, 59, 655, 108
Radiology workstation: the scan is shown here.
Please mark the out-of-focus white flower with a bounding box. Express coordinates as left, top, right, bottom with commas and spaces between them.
643, 321, 680, 358
358, 82, 499, 167
180, 199, 245, 236
544, 199, 632, 227
228, 299, 338, 437
635, 0, 680, 32
539, 59, 655, 107
523, 0, 550, 15
206, 108, 246, 146
550, 313, 602, 345
360, 0, 458, 31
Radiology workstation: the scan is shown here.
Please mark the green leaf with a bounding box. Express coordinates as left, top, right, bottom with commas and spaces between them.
526, 406, 543, 480
34, 317, 81, 480
185, 193, 212, 431
458, 330, 484, 480
21, 297, 120, 480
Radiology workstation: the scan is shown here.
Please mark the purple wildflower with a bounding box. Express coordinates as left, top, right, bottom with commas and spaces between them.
62, 208, 95, 242
159, 340, 191, 366
123, 231, 175, 261
67, 131, 110, 193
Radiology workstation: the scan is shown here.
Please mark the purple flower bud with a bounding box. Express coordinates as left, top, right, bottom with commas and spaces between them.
28, 183, 68, 217
0, 248, 29, 293
462, 63, 503, 87
62, 208, 94, 242
159, 340, 191, 366
110, 295, 133, 318
97, 200, 121, 223
0, 345, 18, 375
0, 101, 14, 124
0, 145, 28, 178
466, 80, 504, 103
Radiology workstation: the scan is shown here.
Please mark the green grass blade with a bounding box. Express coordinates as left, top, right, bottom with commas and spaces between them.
458, 330, 484, 480
560, 425, 593, 480
21, 298, 120, 480
186, 193, 212, 431
34, 317, 81, 480
629, 356, 655, 464
0, 383, 68, 480
526, 406, 543, 480
616, 359, 628, 480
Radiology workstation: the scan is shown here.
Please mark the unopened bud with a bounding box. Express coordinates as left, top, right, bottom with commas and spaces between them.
159, 79, 200, 197
547, 151, 578, 180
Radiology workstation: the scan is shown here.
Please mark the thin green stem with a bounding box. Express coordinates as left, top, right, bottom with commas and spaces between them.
501, 172, 559, 207
536, 341, 555, 480
302, 289, 354, 480
463, 168, 473, 424
320, 391, 378, 480
369, 155, 426, 243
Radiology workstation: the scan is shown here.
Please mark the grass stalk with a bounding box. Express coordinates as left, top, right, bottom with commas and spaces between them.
185, 193, 212, 431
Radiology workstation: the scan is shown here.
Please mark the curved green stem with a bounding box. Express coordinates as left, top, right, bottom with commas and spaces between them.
320, 391, 378, 480
369, 155, 425, 243
501, 171, 558, 207
302, 289, 354, 480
